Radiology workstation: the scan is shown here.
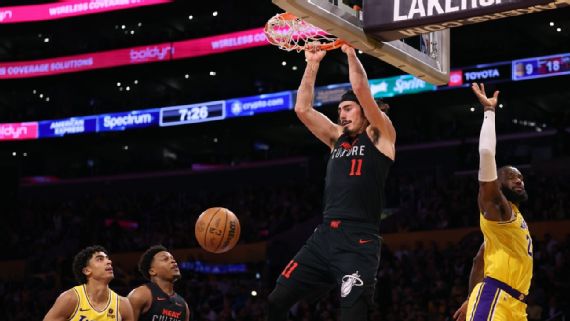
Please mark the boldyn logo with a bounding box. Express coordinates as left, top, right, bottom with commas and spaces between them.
0, 123, 38, 140
0, 10, 13, 22
129, 45, 172, 63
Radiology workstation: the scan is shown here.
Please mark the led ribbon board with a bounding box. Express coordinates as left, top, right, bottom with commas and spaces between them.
0, 0, 171, 24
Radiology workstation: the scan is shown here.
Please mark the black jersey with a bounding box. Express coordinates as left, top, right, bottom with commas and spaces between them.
323, 131, 392, 225
139, 282, 188, 321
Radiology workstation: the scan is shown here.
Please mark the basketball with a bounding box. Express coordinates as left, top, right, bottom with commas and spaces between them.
195, 207, 241, 254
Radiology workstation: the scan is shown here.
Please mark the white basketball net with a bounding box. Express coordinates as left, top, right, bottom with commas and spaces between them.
264, 13, 342, 52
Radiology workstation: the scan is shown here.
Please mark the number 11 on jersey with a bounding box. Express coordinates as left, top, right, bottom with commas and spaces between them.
349, 159, 362, 176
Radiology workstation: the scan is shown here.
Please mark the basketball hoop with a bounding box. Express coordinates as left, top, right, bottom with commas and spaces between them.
264, 12, 345, 52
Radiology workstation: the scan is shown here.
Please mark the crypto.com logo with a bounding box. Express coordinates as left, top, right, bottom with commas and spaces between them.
129, 45, 172, 63
0, 10, 13, 22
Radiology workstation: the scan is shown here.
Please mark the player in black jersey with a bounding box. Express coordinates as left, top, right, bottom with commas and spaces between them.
266, 44, 396, 321
128, 245, 190, 321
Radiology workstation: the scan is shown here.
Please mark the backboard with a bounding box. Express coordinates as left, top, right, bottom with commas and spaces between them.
272, 0, 451, 85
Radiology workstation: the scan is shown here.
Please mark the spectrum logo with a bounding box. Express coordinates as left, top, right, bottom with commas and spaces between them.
0, 123, 38, 140
129, 45, 172, 63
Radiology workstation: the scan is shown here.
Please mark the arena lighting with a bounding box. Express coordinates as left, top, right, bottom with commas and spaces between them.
210, 71, 216, 76
116, 82, 121, 87
126, 86, 131, 91
39, 94, 44, 98
23, 152, 27, 156
188, 15, 193, 20
251, 291, 257, 297
184, 74, 189, 79
12, 152, 16, 156
45, 97, 50, 102
499, 103, 503, 108
44, 38, 49, 43
292, 66, 298, 70
281, 61, 287, 66
33, 89, 37, 94
470, 107, 475, 112
133, 80, 139, 84
121, 25, 126, 29
138, 22, 142, 27
130, 30, 135, 35
212, 11, 218, 16
556, 28, 562, 32
550, 22, 555, 26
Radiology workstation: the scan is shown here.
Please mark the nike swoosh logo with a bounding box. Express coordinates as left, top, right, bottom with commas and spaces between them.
359, 239, 372, 244
157, 297, 168, 301
79, 308, 90, 312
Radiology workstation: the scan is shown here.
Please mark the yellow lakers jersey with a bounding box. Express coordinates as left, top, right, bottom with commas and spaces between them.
69, 285, 120, 321
480, 202, 533, 294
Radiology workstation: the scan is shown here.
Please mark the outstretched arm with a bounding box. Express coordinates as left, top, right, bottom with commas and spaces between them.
473, 83, 511, 221
295, 48, 341, 149
342, 44, 396, 160
453, 243, 485, 321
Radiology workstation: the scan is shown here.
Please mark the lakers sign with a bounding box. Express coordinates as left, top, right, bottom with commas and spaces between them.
363, 0, 570, 41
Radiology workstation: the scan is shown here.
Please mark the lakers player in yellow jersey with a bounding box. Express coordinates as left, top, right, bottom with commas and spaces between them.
43, 245, 134, 321
453, 83, 533, 321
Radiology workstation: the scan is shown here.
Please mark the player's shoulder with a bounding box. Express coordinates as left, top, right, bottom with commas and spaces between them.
128, 284, 152, 299
57, 288, 80, 304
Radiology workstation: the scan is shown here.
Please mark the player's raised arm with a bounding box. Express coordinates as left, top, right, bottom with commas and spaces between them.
295, 47, 341, 149
342, 44, 396, 160
473, 83, 511, 221
43, 290, 78, 321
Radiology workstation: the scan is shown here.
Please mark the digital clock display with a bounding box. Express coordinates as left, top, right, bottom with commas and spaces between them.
159, 101, 225, 126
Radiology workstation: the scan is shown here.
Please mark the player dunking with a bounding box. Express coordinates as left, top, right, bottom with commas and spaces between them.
43, 245, 134, 321
453, 83, 533, 321
267, 44, 396, 321
128, 245, 190, 321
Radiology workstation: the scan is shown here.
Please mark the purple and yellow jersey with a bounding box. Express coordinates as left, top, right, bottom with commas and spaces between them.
69, 285, 120, 321
480, 202, 533, 294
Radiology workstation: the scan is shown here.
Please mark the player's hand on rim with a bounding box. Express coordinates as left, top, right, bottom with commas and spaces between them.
471, 82, 500, 110
340, 44, 356, 56
304, 41, 326, 63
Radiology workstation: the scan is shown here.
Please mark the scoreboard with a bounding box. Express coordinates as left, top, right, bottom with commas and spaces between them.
513, 53, 570, 81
